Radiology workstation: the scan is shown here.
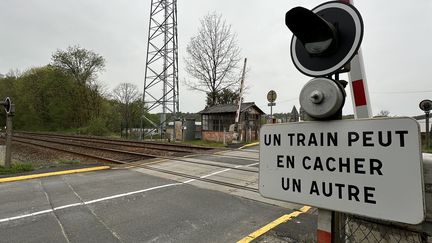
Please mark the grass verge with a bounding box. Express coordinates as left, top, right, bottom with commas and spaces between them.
0, 163, 33, 175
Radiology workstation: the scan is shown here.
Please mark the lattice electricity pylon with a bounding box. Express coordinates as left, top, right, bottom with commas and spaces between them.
143, 0, 179, 135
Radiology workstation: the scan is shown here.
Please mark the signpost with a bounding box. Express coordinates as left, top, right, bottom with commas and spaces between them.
259, 117, 424, 224
267, 90, 277, 123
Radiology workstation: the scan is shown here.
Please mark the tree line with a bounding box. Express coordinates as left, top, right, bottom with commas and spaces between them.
0, 12, 247, 137
0, 46, 157, 137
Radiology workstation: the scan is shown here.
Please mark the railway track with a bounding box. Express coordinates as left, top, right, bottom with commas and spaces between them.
10, 132, 259, 193
17, 131, 214, 154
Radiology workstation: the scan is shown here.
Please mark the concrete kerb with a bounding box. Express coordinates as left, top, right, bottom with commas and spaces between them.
0, 166, 111, 183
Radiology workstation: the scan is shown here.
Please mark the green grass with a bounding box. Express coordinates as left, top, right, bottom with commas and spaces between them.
0, 163, 33, 175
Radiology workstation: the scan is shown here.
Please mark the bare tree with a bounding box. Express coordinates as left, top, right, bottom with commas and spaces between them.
112, 83, 141, 138
185, 12, 242, 106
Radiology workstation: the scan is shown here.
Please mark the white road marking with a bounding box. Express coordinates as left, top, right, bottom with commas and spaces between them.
0, 162, 258, 224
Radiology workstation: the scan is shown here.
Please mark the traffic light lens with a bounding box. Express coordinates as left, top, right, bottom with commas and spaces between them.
285, 2, 364, 77
286, 7, 337, 56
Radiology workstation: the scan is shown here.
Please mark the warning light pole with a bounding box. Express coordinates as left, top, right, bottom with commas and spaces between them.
419, 99, 432, 148
260, 3, 425, 242
285, 1, 365, 242
0, 97, 14, 168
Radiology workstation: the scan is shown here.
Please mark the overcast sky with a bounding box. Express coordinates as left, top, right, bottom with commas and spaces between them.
1, 0, 431, 116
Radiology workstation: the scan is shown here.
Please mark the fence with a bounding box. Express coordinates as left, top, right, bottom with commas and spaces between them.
338, 215, 427, 243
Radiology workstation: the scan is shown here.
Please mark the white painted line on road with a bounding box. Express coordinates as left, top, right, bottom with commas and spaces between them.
182, 162, 258, 184
182, 169, 231, 184
0, 162, 258, 223
84, 183, 180, 205
0, 183, 181, 223
0, 209, 53, 223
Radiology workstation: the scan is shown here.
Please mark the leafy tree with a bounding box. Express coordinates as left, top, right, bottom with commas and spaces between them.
51, 45, 105, 86
13, 66, 78, 130
185, 12, 242, 106
51, 45, 106, 125
206, 88, 239, 106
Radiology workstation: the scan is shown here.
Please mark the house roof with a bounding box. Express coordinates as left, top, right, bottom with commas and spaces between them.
198, 102, 265, 115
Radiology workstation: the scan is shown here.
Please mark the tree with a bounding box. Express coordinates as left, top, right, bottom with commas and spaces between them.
206, 88, 240, 106
112, 83, 141, 138
11, 66, 78, 130
51, 45, 106, 125
185, 12, 242, 106
51, 45, 105, 86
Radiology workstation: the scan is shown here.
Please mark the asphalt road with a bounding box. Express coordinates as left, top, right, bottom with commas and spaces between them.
0, 147, 316, 243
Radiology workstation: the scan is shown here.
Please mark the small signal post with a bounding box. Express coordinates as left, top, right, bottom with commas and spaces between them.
0, 97, 15, 168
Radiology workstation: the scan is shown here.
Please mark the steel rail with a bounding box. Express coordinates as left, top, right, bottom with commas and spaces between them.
12, 138, 258, 193
13, 135, 258, 173
17, 131, 213, 152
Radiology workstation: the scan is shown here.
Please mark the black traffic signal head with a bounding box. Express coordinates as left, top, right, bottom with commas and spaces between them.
285, 1, 364, 77
419, 99, 432, 112
3, 97, 11, 114
285, 7, 338, 56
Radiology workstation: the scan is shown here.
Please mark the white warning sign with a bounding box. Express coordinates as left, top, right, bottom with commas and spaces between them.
259, 117, 424, 224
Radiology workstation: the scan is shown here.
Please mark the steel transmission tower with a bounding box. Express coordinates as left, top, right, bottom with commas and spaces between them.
143, 0, 179, 137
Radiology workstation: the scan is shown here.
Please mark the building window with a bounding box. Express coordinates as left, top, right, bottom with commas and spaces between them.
202, 115, 209, 130
202, 113, 235, 132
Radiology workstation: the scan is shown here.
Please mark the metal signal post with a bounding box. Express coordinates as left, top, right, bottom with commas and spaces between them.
419, 99, 432, 148
0, 97, 14, 168
284, 1, 367, 242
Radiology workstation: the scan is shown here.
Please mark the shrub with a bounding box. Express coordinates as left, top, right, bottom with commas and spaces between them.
78, 117, 110, 136
0, 163, 33, 174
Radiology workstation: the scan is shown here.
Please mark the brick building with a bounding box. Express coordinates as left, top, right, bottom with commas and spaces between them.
198, 102, 265, 143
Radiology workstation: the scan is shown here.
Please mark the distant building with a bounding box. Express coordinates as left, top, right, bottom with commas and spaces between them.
198, 102, 265, 143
